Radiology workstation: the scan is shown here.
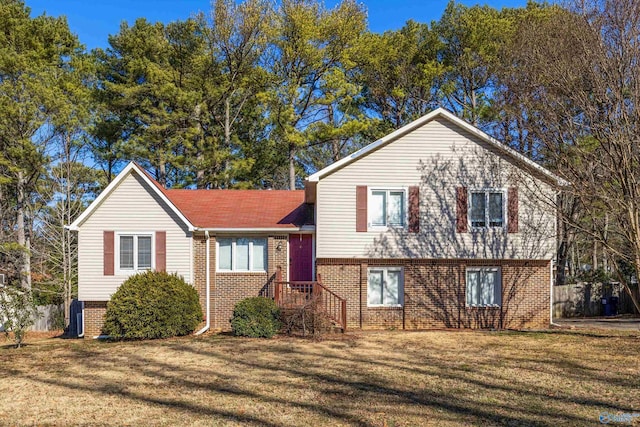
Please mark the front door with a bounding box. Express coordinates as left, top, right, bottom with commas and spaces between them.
289, 234, 313, 281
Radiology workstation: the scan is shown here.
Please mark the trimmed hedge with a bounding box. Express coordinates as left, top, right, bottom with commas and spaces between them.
230, 297, 281, 338
103, 271, 202, 340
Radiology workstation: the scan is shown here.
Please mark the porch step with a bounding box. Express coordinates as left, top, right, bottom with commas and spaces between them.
274, 280, 347, 332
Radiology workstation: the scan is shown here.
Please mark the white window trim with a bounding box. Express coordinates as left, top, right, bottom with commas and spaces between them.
468, 188, 507, 230
368, 187, 408, 231
115, 232, 155, 275
465, 266, 502, 308
367, 267, 404, 307
216, 237, 267, 273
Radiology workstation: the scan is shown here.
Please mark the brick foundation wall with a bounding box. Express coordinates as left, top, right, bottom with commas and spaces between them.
84, 301, 108, 337
268, 235, 289, 280
317, 258, 550, 330
213, 272, 270, 329
193, 235, 208, 323
191, 234, 289, 330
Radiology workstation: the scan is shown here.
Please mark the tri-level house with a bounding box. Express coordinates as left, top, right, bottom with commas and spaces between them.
70, 108, 563, 337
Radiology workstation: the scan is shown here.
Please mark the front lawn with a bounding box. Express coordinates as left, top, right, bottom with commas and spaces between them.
0, 329, 638, 426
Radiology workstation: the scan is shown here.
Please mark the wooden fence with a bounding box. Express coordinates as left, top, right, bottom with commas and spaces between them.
31, 304, 64, 331
1, 304, 63, 332
553, 282, 639, 318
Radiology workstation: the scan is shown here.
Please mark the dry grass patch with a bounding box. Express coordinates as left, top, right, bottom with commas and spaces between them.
0, 329, 639, 426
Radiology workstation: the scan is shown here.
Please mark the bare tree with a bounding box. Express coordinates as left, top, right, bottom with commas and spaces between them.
36, 131, 97, 328
501, 0, 640, 312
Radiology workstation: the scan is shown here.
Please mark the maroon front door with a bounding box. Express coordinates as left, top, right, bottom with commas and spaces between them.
289, 234, 313, 281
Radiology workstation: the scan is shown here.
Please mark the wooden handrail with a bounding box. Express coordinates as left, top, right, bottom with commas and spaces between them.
273, 279, 347, 331
277, 281, 346, 303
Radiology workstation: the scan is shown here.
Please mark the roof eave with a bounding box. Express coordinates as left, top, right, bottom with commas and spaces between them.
193, 226, 315, 232
69, 162, 195, 231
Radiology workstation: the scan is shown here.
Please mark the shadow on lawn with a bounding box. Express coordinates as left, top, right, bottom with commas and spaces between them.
10, 333, 638, 426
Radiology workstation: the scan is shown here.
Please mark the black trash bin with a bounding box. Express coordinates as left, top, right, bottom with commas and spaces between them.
610, 296, 619, 316
602, 298, 611, 316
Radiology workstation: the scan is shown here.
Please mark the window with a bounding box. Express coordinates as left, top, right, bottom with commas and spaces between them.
469, 190, 504, 228
370, 189, 406, 228
217, 238, 267, 272
466, 267, 501, 307
118, 234, 153, 272
368, 267, 403, 306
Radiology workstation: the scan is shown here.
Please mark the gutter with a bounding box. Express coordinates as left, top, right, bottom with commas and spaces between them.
195, 230, 211, 335
193, 227, 314, 232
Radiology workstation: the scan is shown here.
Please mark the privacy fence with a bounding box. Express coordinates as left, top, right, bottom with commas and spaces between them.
31, 304, 64, 331
553, 282, 639, 318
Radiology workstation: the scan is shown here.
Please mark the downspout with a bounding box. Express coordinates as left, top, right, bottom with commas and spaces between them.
79, 305, 84, 338
195, 230, 211, 335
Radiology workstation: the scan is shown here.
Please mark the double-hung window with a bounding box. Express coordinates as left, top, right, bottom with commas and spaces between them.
470, 190, 504, 228
217, 238, 267, 272
118, 233, 153, 272
368, 267, 403, 306
466, 267, 501, 307
370, 189, 406, 228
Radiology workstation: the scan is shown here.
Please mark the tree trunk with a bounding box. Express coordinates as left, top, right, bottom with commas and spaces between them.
158, 162, 167, 188
16, 170, 31, 291
332, 139, 341, 163
64, 136, 72, 328
592, 238, 598, 271
329, 104, 341, 163
0, 185, 4, 242
603, 213, 609, 273
626, 256, 640, 314
470, 89, 478, 127
556, 241, 568, 286
289, 144, 296, 190
223, 97, 232, 188
194, 103, 205, 189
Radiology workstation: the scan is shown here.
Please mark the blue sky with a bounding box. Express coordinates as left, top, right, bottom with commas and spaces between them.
25, 0, 529, 50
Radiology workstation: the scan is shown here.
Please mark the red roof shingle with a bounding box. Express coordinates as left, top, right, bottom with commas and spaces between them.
133, 163, 310, 229
165, 189, 309, 229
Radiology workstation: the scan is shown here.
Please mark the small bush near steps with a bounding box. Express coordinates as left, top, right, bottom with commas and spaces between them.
230, 297, 281, 338
103, 271, 202, 340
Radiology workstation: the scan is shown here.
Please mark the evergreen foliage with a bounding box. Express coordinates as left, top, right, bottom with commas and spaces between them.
103, 271, 203, 340
230, 297, 281, 338
2, 0, 635, 317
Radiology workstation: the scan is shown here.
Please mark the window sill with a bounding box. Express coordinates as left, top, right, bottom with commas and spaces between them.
367, 304, 404, 309
466, 305, 501, 309
115, 269, 152, 275
217, 270, 268, 275
469, 226, 506, 232
367, 226, 407, 232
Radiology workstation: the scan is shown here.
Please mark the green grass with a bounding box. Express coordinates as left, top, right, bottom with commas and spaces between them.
0, 329, 638, 426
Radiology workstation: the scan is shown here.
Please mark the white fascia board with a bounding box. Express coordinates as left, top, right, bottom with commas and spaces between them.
307, 109, 444, 182
307, 107, 568, 187
195, 227, 316, 233
435, 109, 569, 187
69, 162, 194, 231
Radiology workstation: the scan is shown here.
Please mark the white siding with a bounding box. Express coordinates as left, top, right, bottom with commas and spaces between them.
78, 172, 192, 301
316, 117, 556, 260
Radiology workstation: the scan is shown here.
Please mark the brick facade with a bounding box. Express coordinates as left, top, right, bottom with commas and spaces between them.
83, 301, 108, 337
84, 242, 550, 335
83, 234, 291, 336
195, 233, 289, 330
316, 258, 550, 330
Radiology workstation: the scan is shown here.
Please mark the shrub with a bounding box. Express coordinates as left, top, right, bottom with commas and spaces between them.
280, 293, 333, 337
230, 297, 281, 338
103, 271, 202, 340
0, 286, 39, 348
